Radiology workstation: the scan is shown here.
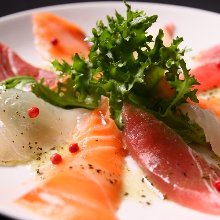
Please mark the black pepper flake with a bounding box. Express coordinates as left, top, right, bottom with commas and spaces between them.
12, 140, 15, 143
22, 145, 25, 148
36, 169, 43, 175
182, 172, 187, 177
109, 179, 114, 184
88, 164, 93, 169
20, 132, 24, 135
35, 142, 38, 145
36, 157, 41, 161
69, 166, 73, 169
96, 139, 98, 142
124, 192, 129, 196
141, 177, 145, 183
37, 147, 43, 151
3, 109, 5, 112
145, 176, 154, 186
96, 169, 101, 173
163, 194, 168, 200
23, 116, 26, 119
141, 195, 146, 198
29, 146, 32, 149
50, 147, 56, 150
146, 202, 151, 205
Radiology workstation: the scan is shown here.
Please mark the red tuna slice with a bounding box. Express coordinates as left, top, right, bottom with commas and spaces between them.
122, 104, 220, 215
0, 43, 57, 88
190, 61, 220, 93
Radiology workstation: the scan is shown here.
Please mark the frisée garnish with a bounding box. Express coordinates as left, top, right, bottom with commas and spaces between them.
1, 1, 205, 145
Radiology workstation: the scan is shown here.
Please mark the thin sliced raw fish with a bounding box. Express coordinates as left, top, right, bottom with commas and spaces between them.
194, 44, 220, 64
181, 103, 220, 158
17, 100, 125, 220
32, 12, 90, 63
0, 43, 56, 87
198, 97, 220, 117
123, 104, 220, 215
190, 61, 220, 93
163, 23, 175, 46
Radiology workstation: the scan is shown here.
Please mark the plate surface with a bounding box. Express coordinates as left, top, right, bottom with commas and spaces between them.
0, 2, 220, 220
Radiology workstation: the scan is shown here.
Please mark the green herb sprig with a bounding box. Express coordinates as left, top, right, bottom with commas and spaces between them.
1, 1, 205, 144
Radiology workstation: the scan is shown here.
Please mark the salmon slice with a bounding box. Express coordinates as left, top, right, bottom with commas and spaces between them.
123, 103, 220, 215
162, 23, 175, 47
198, 97, 220, 117
0, 43, 56, 87
32, 12, 90, 63
17, 100, 125, 220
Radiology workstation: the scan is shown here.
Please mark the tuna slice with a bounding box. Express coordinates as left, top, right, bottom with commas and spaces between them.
122, 103, 220, 215
190, 61, 220, 93
0, 43, 56, 87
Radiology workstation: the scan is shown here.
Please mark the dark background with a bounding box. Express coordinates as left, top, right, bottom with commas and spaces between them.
0, 0, 220, 16
0, 0, 219, 220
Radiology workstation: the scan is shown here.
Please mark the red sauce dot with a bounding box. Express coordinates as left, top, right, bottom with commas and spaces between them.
69, 143, 79, 153
217, 61, 220, 68
50, 153, 62, 165
28, 106, 39, 118
51, 37, 59, 46
214, 180, 220, 191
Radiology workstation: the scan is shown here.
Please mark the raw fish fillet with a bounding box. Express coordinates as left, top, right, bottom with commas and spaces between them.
190, 61, 220, 93
123, 104, 220, 215
0, 43, 56, 87
32, 12, 90, 63
17, 100, 125, 220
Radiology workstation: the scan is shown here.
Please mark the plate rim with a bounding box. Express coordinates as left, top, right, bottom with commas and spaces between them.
0, 1, 220, 23
0, 1, 220, 220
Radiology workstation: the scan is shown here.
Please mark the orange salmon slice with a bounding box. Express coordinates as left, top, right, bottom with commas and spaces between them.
32, 12, 90, 63
17, 101, 125, 220
198, 97, 220, 117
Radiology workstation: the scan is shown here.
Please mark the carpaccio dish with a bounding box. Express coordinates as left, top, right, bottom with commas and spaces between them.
1, 2, 220, 219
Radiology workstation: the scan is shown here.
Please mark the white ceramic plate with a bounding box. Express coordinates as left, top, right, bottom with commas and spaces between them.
0, 2, 220, 220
